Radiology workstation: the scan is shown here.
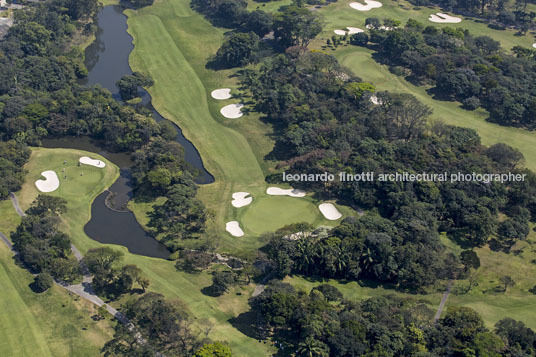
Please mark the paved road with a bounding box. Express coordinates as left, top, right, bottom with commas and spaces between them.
434, 279, 454, 322
10, 192, 25, 217
0, 231, 14, 253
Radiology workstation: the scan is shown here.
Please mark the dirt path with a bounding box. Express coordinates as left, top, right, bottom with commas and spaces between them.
434, 279, 454, 322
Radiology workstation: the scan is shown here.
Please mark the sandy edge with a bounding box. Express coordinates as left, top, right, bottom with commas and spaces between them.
319, 203, 342, 220
80, 156, 106, 168
35, 170, 60, 193
232, 192, 253, 208
226, 221, 244, 237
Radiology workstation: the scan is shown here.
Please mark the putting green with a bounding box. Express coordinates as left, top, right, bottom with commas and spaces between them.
12, 147, 276, 356
239, 195, 331, 236
318, 0, 534, 50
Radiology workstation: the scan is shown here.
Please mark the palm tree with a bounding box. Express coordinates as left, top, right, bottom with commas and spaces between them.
296, 337, 329, 357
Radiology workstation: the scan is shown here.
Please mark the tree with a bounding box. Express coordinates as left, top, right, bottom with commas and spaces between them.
210, 271, 237, 296
350, 32, 369, 46
116, 72, 154, 101
26, 195, 67, 216
460, 250, 480, 273
122, 0, 154, 8
296, 336, 329, 356
273, 6, 323, 48
242, 10, 272, 37
34, 272, 53, 292
83, 247, 124, 276
499, 275, 515, 292
215, 32, 259, 68
194, 342, 232, 357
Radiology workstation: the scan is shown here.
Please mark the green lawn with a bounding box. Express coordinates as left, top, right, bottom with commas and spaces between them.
124, 0, 339, 255
11, 147, 275, 356
239, 195, 336, 236
318, 0, 535, 50
0, 239, 113, 357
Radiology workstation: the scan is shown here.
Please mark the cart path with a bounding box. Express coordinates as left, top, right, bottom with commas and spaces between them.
434, 279, 454, 322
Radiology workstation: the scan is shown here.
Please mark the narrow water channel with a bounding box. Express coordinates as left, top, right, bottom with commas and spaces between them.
47, 5, 214, 259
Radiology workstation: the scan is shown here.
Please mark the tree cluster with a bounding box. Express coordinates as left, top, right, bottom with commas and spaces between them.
116, 71, 154, 101
11, 195, 81, 282
408, 0, 535, 32
0, 140, 30, 199
243, 49, 536, 272
251, 281, 535, 356
82, 247, 149, 300
360, 20, 536, 128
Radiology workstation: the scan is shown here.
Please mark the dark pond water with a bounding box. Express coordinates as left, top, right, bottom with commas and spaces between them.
55, 5, 213, 259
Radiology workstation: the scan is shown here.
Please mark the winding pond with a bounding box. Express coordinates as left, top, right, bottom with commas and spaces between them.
47, 6, 214, 259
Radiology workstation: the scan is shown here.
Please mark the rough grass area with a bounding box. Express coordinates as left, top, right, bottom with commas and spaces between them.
7, 147, 275, 356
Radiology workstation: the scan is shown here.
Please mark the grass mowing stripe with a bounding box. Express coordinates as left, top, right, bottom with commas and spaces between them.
0, 258, 52, 357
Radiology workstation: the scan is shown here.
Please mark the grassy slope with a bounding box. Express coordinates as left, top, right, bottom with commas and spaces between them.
125, 0, 343, 255
320, 0, 534, 50
14, 148, 274, 355
0, 149, 116, 356
303, 0, 536, 330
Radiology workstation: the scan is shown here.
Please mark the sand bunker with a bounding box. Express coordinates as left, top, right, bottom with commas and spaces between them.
35, 170, 59, 193
232, 192, 252, 208
220, 103, 244, 119
334, 29, 347, 35
79, 156, 105, 168
347, 27, 365, 34
429, 13, 462, 23
349, 0, 382, 11
211, 88, 232, 100
533, 43, 536, 49
319, 203, 342, 220
226, 221, 244, 237
266, 187, 306, 197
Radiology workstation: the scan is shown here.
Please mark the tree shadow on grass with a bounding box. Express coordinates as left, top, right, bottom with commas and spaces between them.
228, 310, 266, 341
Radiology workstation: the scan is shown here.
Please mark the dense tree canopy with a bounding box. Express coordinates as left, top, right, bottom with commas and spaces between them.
250, 281, 531, 356
357, 20, 536, 129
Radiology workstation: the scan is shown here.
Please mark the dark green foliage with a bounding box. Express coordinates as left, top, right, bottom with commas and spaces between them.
11, 196, 80, 282
116, 72, 154, 101
0, 141, 30, 199
83, 247, 149, 299
243, 48, 536, 288
191, 0, 248, 28
121, 0, 154, 8
272, 5, 323, 48
407, 0, 534, 32
103, 293, 201, 356
209, 270, 237, 296
241, 10, 272, 37
33, 272, 54, 292
251, 282, 526, 356
370, 22, 536, 129
495, 318, 536, 355
350, 32, 369, 46
215, 32, 259, 68
460, 250, 480, 273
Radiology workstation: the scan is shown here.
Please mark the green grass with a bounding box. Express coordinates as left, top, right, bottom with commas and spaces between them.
318, 0, 534, 50
12, 147, 275, 356
239, 195, 335, 236
124, 0, 339, 255
246, 0, 292, 12
0, 238, 113, 357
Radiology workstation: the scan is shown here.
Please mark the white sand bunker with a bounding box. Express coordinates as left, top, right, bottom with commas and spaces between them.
370, 95, 382, 105
533, 43, 536, 49
350, 0, 382, 11
232, 192, 252, 208
429, 13, 462, 23
334, 29, 347, 35
35, 171, 59, 193
266, 187, 306, 197
347, 27, 365, 34
211, 88, 232, 100
220, 103, 244, 119
319, 203, 342, 220
79, 156, 105, 168
226, 221, 244, 237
